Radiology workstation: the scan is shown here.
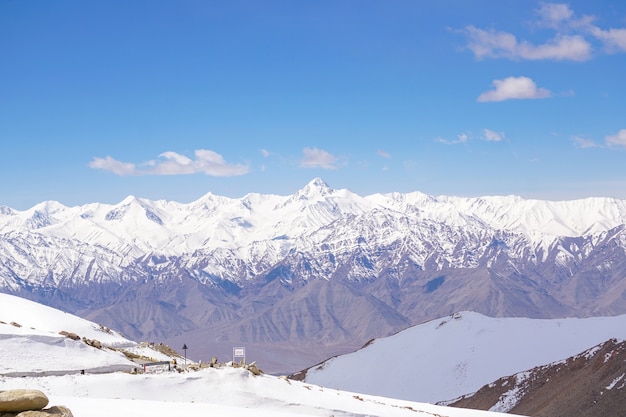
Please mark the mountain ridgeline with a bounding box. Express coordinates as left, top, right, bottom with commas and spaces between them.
2, 178, 626, 373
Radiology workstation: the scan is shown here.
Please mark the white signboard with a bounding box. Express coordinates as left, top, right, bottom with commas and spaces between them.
233, 347, 246, 364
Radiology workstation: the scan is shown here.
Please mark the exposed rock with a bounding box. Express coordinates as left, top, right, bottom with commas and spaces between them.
58, 331, 80, 341
82, 338, 102, 349
244, 361, 263, 376
0, 390, 49, 412
16, 405, 73, 417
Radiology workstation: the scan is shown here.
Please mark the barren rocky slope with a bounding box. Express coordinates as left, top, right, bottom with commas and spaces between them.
448, 338, 626, 417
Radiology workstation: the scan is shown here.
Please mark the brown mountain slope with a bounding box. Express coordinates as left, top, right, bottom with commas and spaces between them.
446, 338, 626, 417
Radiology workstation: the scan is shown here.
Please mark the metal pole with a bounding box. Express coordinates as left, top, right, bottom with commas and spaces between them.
182, 344, 188, 367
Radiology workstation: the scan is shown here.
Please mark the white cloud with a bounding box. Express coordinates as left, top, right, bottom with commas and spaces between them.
377, 150, 391, 159
590, 27, 626, 52
536, 3, 574, 29
88, 156, 138, 176
462, 2, 626, 62
478, 76, 552, 102
517, 35, 591, 60
435, 133, 469, 145
460, 2, 626, 62
89, 150, 249, 177
535, 3, 626, 53
606, 129, 626, 148
463, 26, 517, 60
534, 3, 598, 33
154, 151, 194, 173
299, 147, 339, 169
482, 129, 504, 142
464, 26, 592, 61
260, 149, 271, 157
571, 135, 599, 149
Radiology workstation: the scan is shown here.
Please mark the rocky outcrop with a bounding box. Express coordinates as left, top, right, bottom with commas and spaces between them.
0, 390, 72, 417
0, 390, 48, 413
10, 406, 73, 417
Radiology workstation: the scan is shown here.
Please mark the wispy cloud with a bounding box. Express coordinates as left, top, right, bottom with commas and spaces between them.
463, 26, 591, 61
533, 2, 595, 31
535, 2, 574, 28
590, 27, 626, 53
568, 130, 626, 149
377, 150, 391, 159
478, 76, 552, 102
571, 135, 599, 149
299, 147, 339, 169
482, 129, 505, 142
435, 133, 469, 145
88, 156, 137, 176
89, 150, 249, 177
461, 2, 626, 61
606, 129, 626, 148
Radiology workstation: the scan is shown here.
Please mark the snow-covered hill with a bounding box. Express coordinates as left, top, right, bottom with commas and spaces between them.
3, 178, 626, 374
0, 294, 523, 417
301, 311, 626, 404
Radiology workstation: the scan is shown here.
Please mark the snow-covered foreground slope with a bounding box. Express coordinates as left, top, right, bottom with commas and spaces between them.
303, 311, 626, 404
0, 293, 139, 375
0, 292, 133, 347
0, 369, 524, 417
0, 294, 522, 417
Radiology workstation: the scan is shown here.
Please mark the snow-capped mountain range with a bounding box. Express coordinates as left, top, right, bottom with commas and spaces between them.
2, 177, 626, 373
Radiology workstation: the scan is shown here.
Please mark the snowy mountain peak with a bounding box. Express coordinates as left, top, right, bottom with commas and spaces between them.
0, 206, 15, 216
26, 210, 54, 229
119, 195, 139, 205
2, 177, 626, 270
294, 177, 334, 200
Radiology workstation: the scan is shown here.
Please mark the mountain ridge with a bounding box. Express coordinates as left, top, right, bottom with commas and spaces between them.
3, 178, 626, 250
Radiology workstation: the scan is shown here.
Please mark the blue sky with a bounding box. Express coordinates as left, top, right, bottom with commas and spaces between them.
2, 1, 626, 209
